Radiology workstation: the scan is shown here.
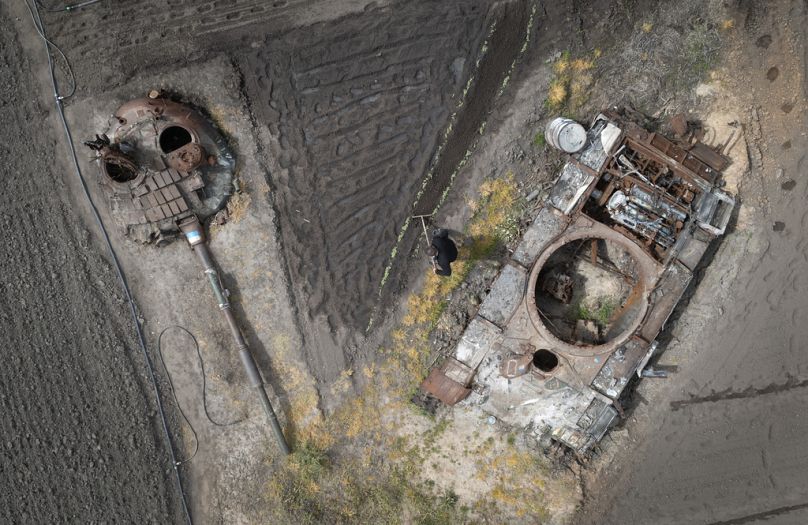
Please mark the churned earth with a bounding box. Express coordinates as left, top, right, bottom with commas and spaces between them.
240, 1, 493, 385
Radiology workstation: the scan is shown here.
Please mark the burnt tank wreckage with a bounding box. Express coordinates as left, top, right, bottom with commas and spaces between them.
418, 109, 735, 452
84, 93, 290, 455
83, 92, 235, 243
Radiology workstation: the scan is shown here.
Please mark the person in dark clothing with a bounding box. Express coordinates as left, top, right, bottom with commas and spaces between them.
426, 228, 458, 276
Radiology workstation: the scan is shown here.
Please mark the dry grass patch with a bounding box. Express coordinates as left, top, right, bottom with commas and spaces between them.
546, 51, 598, 114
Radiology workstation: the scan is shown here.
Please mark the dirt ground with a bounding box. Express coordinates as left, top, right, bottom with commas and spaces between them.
574, 1, 808, 523
5, 0, 808, 523
5, 0, 529, 522
241, 0, 493, 385
61, 55, 320, 523
0, 5, 181, 522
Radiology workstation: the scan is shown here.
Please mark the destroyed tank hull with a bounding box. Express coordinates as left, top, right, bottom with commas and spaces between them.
420, 109, 735, 453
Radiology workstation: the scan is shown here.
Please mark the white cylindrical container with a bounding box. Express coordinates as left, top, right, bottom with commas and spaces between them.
545, 117, 587, 153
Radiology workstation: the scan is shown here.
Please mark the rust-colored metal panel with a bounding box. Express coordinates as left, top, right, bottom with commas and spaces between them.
167, 142, 206, 173
689, 141, 730, 172
421, 366, 472, 406
640, 261, 692, 342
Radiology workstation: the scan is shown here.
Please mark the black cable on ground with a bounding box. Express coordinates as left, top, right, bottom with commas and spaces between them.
23, 1, 192, 523
25, 2, 76, 100
157, 325, 246, 464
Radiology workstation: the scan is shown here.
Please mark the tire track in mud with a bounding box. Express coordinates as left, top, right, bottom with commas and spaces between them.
0, 8, 180, 522
240, 0, 497, 380
40, 0, 379, 95
45, 0, 317, 56
376, 0, 534, 320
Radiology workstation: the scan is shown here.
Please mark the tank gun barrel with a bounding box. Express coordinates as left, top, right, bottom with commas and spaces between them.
178, 216, 290, 455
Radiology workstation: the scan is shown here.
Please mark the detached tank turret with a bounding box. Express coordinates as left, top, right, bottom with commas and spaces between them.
84, 91, 235, 244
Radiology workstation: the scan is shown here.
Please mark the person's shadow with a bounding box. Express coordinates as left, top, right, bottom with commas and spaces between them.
422, 228, 507, 263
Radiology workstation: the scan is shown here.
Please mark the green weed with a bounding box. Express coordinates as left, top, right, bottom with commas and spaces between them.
533, 131, 546, 148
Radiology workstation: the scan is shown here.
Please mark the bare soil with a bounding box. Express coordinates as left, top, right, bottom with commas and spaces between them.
60, 55, 315, 524
239, 1, 534, 386
0, 5, 181, 522
7, 0, 533, 520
